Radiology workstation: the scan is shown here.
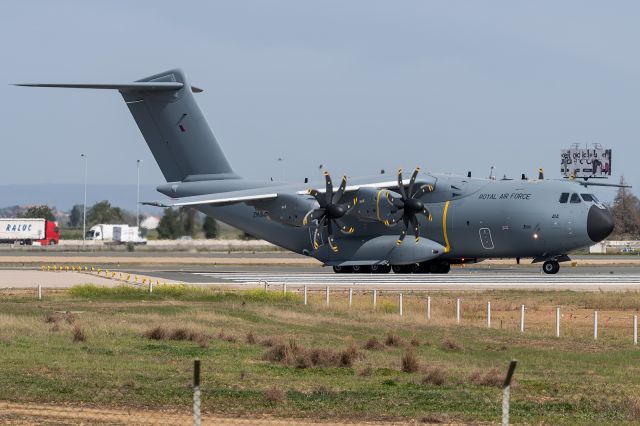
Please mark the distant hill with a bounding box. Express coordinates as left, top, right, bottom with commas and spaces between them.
0, 184, 165, 214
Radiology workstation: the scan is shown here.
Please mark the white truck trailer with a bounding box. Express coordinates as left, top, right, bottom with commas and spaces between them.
86, 224, 146, 244
0, 218, 60, 245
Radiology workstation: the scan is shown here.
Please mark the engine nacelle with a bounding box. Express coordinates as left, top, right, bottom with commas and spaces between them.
350, 188, 400, 223
250, 193, 317, 227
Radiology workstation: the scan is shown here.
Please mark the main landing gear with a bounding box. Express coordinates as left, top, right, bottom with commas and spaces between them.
333, 260, 450, 274
542, 260, 560, 275
332, 265, 392, 274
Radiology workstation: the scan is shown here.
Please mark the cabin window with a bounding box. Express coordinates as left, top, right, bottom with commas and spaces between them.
581, 193, 594, 202
570, 193, 581, 203
559, 193, 569, 203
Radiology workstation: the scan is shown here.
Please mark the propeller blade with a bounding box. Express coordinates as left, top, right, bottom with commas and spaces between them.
346, 196, 358, 212
420, 207, 433, 222
327, 220, 339, 252
332, 175, 347, 204
384, 210, 404, 227
324, 171, 333, 205
307, 189, 327, 208
334, 217, 355, 234
396, 226, 407, 245
411, 215, 420, 243
302, 208, 326, 226
397, 169, 406, 199
396, 216, 410, 245
408, 167, 420, 197
328, 234, 339, 252
412, 184, 434, 199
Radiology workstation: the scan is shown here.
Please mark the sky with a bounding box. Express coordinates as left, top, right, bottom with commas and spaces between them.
1, 1, 639, 207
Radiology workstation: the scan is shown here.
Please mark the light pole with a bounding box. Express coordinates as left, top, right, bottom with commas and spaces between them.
136, 159, 142, 228
81, 154, 88, 245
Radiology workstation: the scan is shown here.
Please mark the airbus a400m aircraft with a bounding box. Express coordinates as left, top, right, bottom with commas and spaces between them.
19, 69, 617, 275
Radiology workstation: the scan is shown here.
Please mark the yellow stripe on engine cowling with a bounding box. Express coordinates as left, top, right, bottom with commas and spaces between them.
376, 190, 383, 222
442, 201, 451, 253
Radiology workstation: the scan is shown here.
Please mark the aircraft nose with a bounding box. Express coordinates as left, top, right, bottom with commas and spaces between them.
587, 205, 615, 242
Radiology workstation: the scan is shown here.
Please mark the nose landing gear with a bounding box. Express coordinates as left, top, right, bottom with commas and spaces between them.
542, 260, 560, 274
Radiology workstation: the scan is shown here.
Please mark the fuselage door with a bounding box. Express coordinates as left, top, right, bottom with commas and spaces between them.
479, 227, 494, 249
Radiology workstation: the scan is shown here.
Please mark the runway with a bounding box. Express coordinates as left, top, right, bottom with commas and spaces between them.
112, 264, 640, 291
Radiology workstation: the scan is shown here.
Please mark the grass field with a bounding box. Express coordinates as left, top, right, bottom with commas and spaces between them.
1, 284, 640, 424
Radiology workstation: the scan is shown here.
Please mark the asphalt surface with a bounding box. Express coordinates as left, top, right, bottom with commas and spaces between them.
3, 252, 640, 290
112, 264, 640, 291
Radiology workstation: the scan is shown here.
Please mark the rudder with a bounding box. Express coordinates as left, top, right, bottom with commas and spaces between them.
121, 69, 238, 182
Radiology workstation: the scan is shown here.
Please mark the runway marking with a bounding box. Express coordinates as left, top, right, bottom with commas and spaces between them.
190, 272, 640, 286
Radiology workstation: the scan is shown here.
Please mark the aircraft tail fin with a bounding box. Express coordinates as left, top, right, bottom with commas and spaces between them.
16, 69, 237, 183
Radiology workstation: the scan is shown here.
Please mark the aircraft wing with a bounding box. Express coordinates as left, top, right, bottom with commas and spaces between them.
295, 178, 434, 195
142, 190, 278, 208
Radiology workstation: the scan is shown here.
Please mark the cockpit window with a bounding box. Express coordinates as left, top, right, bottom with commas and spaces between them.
581, 193, 594, 202
570, 193, 581, 203
559, 193, 569, 203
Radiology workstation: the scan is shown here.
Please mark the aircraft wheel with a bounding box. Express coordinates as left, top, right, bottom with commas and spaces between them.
542, 260, 560, 275
352, 265, 371, 274
392, 264, 417, 274
434, 262, 451, 274
371, 264, 391, 274
333, 265, 354, 274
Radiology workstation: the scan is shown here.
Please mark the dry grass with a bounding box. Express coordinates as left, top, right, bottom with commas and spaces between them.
245, 331, 256, 345
410, 337, 421, 347
260, 336, 283, 347
217, 330, 237, 343
385, 333, 403, 347
263, 340, 362, 369
422, 367, 447, 386
363, 336, 385, 351
441, 338, 463, 351
72, 325, 86, 343
263, 387, 284, 404
469, 368, 504, 388
144, 326, 167, 340
401, 350, 420, 373
143, 325, 209, 347
623, 396, 640, 420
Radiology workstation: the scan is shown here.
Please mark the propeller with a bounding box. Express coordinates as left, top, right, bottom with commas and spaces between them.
302, 171, 357, 252
386, 167, 434, 245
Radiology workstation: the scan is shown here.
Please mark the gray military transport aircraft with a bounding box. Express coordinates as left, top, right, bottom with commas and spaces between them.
18, 69, 618, 274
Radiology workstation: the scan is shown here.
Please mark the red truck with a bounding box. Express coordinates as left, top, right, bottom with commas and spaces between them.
0, 218, 60, 245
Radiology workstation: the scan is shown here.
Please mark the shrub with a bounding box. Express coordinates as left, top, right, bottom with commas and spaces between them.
260, 336, 283, 347
339, 343, 361, 367
422, 367, 447, 386
359, 366, 373, 377
44, 313, 61, 324
441, 338, 463, 351
363, 337, 385, 351
401, 350, 420, 373
264, 387, 284, 403
144, 326, 167, 340
217, 330, 237, 343
469, 368, 503, 388
263, 341, 360, 369
72, 325, 87, 343
385, 333, 403, 347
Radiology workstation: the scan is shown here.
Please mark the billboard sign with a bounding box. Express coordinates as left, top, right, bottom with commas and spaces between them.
561, 146, 611, 179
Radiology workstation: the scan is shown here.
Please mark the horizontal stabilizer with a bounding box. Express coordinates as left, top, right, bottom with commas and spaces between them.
13, 82, 203, 93
143, 190, 279, 208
